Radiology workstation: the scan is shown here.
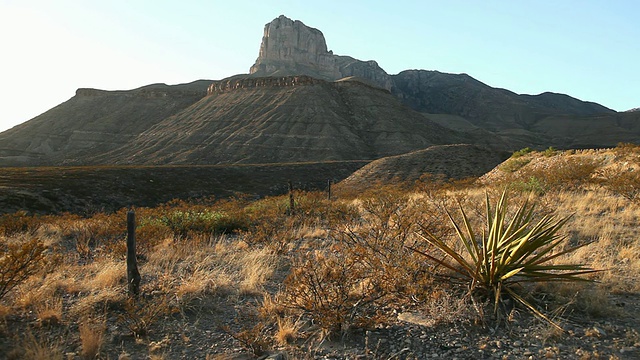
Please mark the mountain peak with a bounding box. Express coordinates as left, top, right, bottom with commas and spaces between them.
249, 16, 392, 90
249, 15, 340, 79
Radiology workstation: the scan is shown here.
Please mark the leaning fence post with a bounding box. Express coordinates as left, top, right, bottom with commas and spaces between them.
127, 209, 141, 298
288, 180, 295, 215
327, 179, 332, 201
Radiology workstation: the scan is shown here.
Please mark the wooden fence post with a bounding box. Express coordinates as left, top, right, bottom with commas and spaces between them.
127, 209, 141, 298
327, 179, 332, 201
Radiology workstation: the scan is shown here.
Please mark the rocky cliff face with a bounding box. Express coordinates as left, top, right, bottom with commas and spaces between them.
250, 15, 391, 90
207, 75, 323, 95
249, 16, 339, 79
249, 15, 614, 143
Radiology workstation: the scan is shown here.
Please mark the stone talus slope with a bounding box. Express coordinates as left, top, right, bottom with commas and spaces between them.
89, 76, 473, 165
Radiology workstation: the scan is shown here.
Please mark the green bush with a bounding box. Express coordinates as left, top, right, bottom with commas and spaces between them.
511, 147, 534, 158
542, 146, 558, 157
499, 158, 531, 173
145, 208, 247, 237
511, 176, 547, 196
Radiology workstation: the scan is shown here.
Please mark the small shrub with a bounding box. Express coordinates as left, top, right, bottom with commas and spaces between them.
134, 222, 172, 255
511, 147, 534, 158
600, 167, 640, 201
511, 176, 547, 195
333, 190, 433, 297
221, 322, 271, 357
282, 251, 386, 336
0, 212, 42, 236
543, 146, 558, 157
500, 158, 531, 173
0, 238, 48, 301
146, 206, 248, 238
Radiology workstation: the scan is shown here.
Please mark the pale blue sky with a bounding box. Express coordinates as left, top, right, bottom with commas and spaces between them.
1, 0, 638, 132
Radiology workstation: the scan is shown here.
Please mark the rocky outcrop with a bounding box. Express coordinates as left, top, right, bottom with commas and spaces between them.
249, 16, 615, 143
250, 15, 391, 90
335, 57, 393, 90
249, 16, 340, 79
207, 75, 323, 95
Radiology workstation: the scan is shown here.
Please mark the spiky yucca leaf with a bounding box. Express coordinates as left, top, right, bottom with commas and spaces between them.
411, 191, 599, 326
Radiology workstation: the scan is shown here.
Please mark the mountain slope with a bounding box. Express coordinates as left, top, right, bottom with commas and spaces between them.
338, 144, 510, 190
391, 70, 613, 130
246, 16, 626, 149
0, 81, 210, 166
88, 76, 486, 165
0, 15, 636, 168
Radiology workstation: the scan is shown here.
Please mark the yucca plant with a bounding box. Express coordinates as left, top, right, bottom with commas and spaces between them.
410, 191, 599, 328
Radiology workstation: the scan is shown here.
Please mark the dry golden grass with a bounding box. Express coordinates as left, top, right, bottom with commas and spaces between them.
259, 293, 287, 321
35, 296, 63, 327
237, 248, 277, 295
549, 189, 640, 292
142, 236, 277, 301
9, 331, 63, 360
70, 287, 126, 319
79, 317, 105, 359
275, 316, 302, 346
293, 224, 328, 240
175, 267, 231, 299
89, 260, 126, 289
2, 153, 639, 356
13, 277, 58, 311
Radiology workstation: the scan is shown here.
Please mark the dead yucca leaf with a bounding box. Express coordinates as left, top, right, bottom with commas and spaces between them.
410, 190, 600, 329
